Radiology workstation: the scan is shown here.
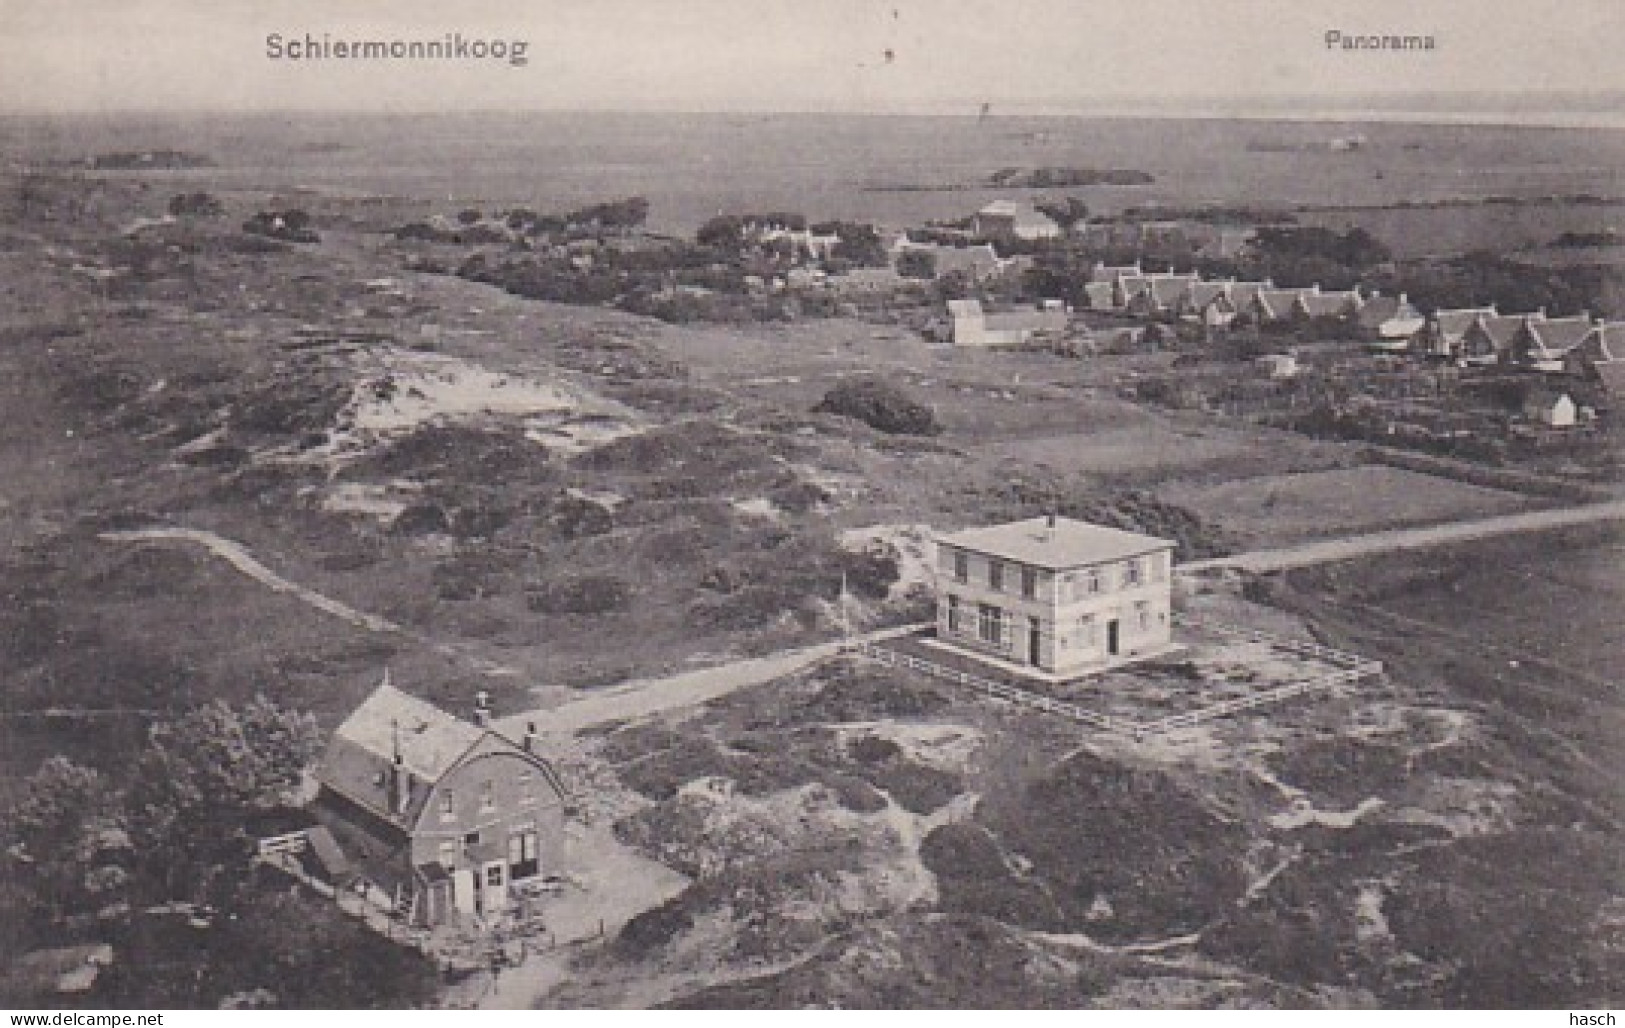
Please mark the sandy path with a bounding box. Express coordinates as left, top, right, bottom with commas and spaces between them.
497, 622, 929, 738
1181, 499, 1625, 574
101, 526, 922, 725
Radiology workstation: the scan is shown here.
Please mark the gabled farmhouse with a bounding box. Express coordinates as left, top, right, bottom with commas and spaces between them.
1513, 314, 1598, 371
935, 515, 1176, 677
1125, 272, 1201, 318
1250, 286, 1314, 325
1293, 286, 1364, 323
310, 680, 570, 927
1566, 321, 1625, 397
1456, 312, 1530, 365
1356, 292, 1425, 348
1412, 305, 1499, 359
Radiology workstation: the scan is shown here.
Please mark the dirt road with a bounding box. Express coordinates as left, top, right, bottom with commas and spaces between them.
496, 623, 928, 738
1181, 499, 1625, 574
101, 526, 921, 730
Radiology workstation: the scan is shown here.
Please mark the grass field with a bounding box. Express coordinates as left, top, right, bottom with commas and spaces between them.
1158, 465, 1543, 545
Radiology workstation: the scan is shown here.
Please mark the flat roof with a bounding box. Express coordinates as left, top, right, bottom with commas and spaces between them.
938, 516, 1173, 570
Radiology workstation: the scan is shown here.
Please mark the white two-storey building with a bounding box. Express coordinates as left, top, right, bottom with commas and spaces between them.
934, 515, 1176, 677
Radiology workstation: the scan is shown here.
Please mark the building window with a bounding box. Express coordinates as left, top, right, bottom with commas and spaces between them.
1151, 552, 1167, 582
439, 790, 455, 817
978, 603, 1003, 646
953, 550, 969, 583
1124, 559, 1143, 588
485, 865, 504, 887
519, 773, 535, 805
480, 780, 495, 812
989, 561, 1004, 592
508, 829, 540, 880
947, 595, 962, 634
438, 839, 458, 864
1020, 567, 1038, 600
1086, 568, 1103, 595
1136, 601, 1151, 631
463, 830, 481, 846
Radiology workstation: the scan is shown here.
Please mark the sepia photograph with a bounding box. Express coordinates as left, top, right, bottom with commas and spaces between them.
0, 0, 1621, 1013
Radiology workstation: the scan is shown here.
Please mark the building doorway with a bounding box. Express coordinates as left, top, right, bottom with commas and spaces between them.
1106, 619, 1120, 657
452, 868, 477, 914
480, 860, 507, 915
1028, 617, 1042, 666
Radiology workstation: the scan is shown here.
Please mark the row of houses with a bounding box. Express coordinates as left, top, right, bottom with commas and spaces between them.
1079, 261, 1424, 339
1406, 305, 1625, 375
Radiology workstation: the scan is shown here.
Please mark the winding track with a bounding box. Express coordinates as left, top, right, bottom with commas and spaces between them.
104, 497, 1625, 731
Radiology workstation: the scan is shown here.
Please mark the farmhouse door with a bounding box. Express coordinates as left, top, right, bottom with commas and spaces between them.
452, 868, 477, 914
1106, 619, 1120, 656
481, 860, 507, 914
1028, 617, 1042, 666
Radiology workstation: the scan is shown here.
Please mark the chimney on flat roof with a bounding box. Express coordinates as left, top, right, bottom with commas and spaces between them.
474, 690, 491, 728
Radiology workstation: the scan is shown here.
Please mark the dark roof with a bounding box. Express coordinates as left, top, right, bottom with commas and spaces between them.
1593, 359, 1625, 396
309, 787, 414, 897
1431, 307, 1498, 340
1524, 315, 1596, 355
302, 824, 351, 882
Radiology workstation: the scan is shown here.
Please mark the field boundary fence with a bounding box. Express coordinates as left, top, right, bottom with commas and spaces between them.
848, 620, 1383, 739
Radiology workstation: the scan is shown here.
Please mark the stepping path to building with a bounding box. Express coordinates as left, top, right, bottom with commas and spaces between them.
1181, 499, 1625, 575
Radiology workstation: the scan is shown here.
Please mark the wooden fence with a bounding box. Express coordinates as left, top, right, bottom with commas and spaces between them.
849, 619, 1383, 739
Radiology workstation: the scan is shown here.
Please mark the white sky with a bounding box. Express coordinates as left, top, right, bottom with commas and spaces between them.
1, 0, 1622, 114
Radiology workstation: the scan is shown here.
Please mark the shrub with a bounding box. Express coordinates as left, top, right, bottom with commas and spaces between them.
813, 378, 941, 436
616, 894, 695, 958
526, 574, 632, 615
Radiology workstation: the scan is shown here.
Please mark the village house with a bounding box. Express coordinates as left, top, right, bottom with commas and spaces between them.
309, 680, 571, 927
1455, 311, 1531, 365
948, 298, 1070, 347
1291, 285, 1365, 325
935, 515, 1176, 677
1124, 271, 1203, 318
1249, 285, 1317, 325
1413, 305, 1501, 360
971, 200, 1062, 243
1512, 313, 1598, 372
1355, 292, 1425, 347
1196, 279, 1273, 328
1565, 320, 1625, 398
